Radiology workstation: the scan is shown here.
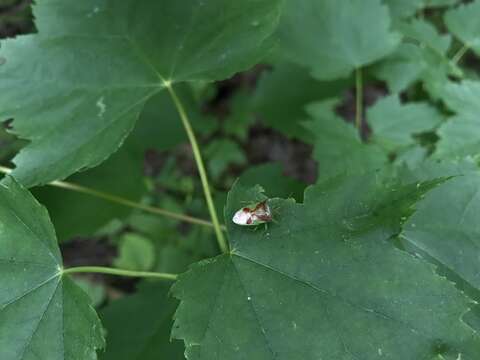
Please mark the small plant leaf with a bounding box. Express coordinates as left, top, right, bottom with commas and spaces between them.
253, 62, 349, 142
435, 81, 480, 158
113, 233, 155, 272
445, 0, 480, 56
368, 95, 444, 150
306, 100, 387, 179
374, 19, 456, 95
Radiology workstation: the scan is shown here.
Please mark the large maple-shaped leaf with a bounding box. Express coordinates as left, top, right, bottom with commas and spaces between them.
0, 0, 282, 187
435, 81, 480, 158
445, 0, 480, 56
0, 176, 104, 359
277, 0, 400, 80
171, 174, 480, 359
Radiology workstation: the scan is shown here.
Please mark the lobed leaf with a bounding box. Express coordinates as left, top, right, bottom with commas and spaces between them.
0, 176, 104, 359
367, 95, 444, 151
171, 173, 480, 359
436, 81, 480, 159
445, 0, 480, 56
0, 0, 283, 187
305, 100, 387, 179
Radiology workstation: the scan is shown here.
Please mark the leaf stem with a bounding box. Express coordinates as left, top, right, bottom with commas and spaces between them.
355, 67, 363, 130
62, 266, 178, 280
165, 83, 229, 253
0, 165, 224, 231
451, 44, 469, 65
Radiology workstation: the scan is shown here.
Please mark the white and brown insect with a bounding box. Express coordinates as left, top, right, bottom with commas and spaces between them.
232, 200, 273, 226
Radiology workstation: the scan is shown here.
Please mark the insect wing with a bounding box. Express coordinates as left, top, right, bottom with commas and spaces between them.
232, 208, 255, 226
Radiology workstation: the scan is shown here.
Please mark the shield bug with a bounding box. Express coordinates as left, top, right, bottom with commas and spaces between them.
232, 200, 273, 226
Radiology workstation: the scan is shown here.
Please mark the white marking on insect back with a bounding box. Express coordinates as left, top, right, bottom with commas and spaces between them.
232, 209, 253, 226
96, 96, 106, 118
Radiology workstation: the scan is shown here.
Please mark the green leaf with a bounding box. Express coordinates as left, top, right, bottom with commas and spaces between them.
223, 90, 256, 141
445, 0, 480, 55
113, 233, 155, 272
374, 44, 425, 93
374, 19, 456, 95
424, 0, 459, 6
402, 168, 480, 293
253, 62, 349, 141
204, 139, 246, 180
398, 19, 451, 55
73, 278, 107, 308
306, 100, 387, 179
383, 0, 424, 20
99, 282, 184, 360
277, 0, 400, 80
239, 162, 306, 202
0, 176, 104, 359
171, 174, 480, 359
435, 81, 480, 158
383, 0, 459, 20
367, 95, 444, 150
0, 0, 282, 187
32, 144, 145, 242
31, 88, 201, 242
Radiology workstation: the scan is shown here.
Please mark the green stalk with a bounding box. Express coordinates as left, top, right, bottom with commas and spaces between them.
451, 44, 469, 65
62, 266, 177, 280
166, 83, 229, 253
355, 67, 363, 130
0, 165, 224, 230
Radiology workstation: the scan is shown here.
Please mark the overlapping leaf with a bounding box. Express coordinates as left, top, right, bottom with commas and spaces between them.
401, 161, 480, 294
32, 87, 208, 241
0, 176, 104, 359
384, 0, 459, 20
374, 19, 456, 95
445, 0, 480, 56
171, 173, 480, 359
252, 62, 349, 141
384, 0, 424, 20
277, 0, 400, 80
305, 100, 387, 179
0, 0, 282, 187
435, 80, 480, 158
367, 95, 444, 151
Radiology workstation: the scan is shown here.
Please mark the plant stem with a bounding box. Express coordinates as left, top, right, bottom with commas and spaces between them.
62, 266, 178, 280
451, 44, 469, 65
0, 165, 224, 231
355, 67, 363, 130
165, 83, 229, 253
